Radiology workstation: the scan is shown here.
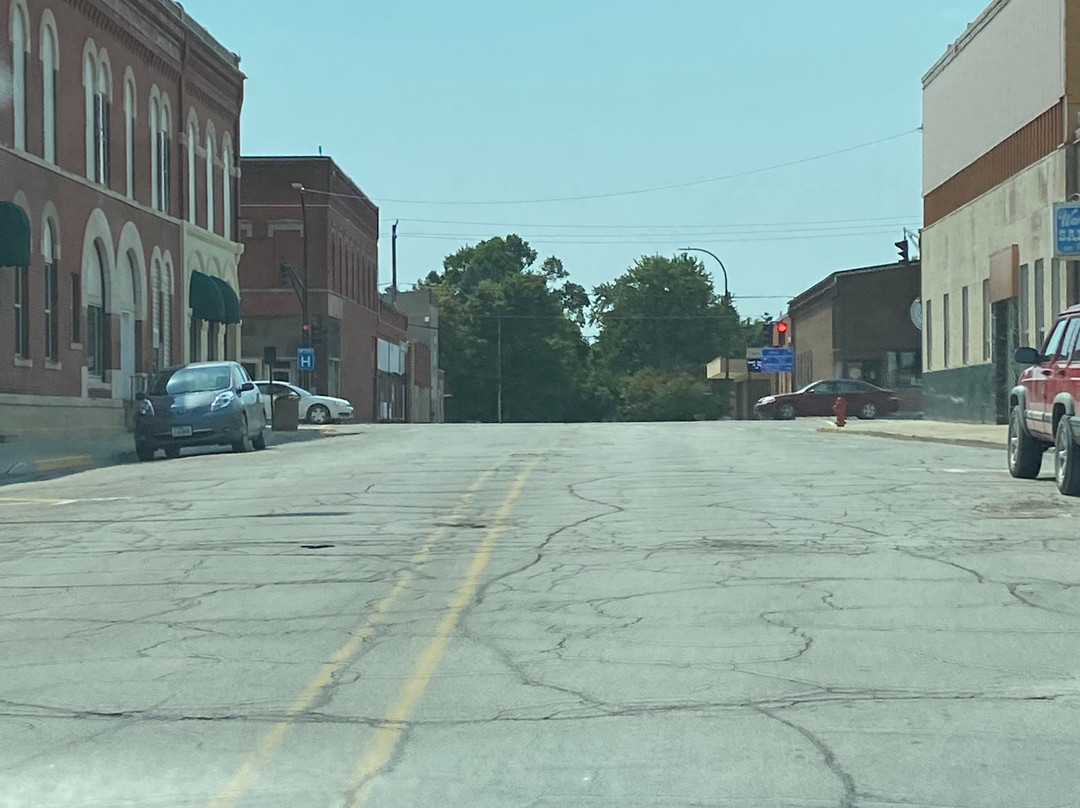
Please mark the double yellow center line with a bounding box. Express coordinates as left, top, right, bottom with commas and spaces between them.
206, 458, 539, 808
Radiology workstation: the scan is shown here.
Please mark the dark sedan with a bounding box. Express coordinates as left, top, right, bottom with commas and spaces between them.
755, 379, 900, 421
134, 362, 268, 460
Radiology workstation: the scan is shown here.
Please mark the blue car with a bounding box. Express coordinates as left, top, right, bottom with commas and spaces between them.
134, 362, 268, 461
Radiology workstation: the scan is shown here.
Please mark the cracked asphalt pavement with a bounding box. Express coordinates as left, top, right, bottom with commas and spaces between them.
2, 421, 1080, 807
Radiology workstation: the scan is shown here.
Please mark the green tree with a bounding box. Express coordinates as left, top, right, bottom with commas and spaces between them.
422, 236, 601, 423
616, 369, 724, 422
591, 254, 741, 375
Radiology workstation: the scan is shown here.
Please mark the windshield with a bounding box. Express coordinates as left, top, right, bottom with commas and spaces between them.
150, 366, 232, 395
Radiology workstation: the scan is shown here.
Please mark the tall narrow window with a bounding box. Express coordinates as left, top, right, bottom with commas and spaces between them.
149, 97, 161, 208
1035, 259, 1046, 346
162, 262, 172, 365
71, 274, 81, 344
961, 285, 970, 365
14, 265, 29, 359
943, 294, 951, 368
124, 77, 136, 199
44, 221, 59, 361
926, 300, 933, 371
92, 61, 112, 186
1019, 264, 1030, 347
1052, 259, 1062, 322
87, 242, 107, 377
187, 119, 198, 224
41, 21, 58, 163
159, 103, 172, 214
205, 129, 216, 233
222, 143, 233, 240
11, 4, 28, 151
982, 278, 991, 361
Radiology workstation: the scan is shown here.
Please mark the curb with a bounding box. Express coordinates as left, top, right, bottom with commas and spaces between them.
817, 425, 1002, 451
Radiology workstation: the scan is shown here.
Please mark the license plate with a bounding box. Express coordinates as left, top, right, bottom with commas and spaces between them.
171, 426, 193, 438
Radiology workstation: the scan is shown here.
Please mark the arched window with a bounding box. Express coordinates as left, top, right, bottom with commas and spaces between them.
43, 218, 59, 361
11, 2, 29, 151
124, 73, 136, 199
151, 258, 161, 370
85, 46, 112, 185
205, 125, 216, 233
186, 114, 198, 224
221, 138, 233, 240
162, 259, 172, 365
41, 14, 58, 163
157, 97, 172, 214
87, 241, 108, 377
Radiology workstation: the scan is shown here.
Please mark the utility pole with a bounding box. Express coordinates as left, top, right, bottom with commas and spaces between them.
291, 182, 311, 390
391, 220, 399, 298
497, 314, 503, 424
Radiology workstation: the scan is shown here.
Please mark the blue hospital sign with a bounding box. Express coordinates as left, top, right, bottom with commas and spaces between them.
1054, 203, 1080, 258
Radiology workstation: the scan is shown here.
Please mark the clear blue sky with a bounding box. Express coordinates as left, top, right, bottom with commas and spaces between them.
183, 0, 987, 319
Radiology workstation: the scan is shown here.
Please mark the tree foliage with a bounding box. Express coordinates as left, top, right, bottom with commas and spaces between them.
422, 236, 604, 423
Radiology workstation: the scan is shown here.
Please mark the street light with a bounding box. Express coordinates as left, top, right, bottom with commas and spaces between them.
291, 182, 311, 390
680, 247, 733, 381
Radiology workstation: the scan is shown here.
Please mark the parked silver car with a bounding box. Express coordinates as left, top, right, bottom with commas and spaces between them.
134, 362, 268, 461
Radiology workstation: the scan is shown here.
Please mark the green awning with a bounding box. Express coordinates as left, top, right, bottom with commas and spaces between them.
189, 270, 226, 322
212, 276, 241, 324
0, 202, 31, 268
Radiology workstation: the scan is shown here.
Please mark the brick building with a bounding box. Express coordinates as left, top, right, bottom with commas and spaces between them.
238, 157, 409, 422
788, 260, 923, 412
0, 0, 244, 441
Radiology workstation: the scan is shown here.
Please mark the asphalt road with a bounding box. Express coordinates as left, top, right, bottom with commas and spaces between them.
2, 422, 1079, 808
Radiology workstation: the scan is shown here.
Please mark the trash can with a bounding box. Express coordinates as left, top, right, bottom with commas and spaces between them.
272, 393, 300, 431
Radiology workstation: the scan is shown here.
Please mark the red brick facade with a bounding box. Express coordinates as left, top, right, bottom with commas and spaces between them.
239, 157, 408, 422
0, 0, 244, 436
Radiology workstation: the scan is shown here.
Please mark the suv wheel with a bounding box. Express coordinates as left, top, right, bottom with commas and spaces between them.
232, 416, 252, 453
1055, 417, 1080, 495
1008, 405, 1043, 479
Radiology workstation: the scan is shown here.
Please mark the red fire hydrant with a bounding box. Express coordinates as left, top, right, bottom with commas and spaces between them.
833, 396, 847, 428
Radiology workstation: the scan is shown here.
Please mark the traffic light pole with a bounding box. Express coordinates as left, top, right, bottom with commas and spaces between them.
292, 183, 312, 390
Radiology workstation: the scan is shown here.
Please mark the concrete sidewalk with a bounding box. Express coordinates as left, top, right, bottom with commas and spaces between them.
0, 426, 327, 483
818, 417, 1007, 450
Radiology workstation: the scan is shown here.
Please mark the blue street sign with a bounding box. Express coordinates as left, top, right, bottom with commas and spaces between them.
297, 348, 316, 371
759, 362, 794, 373
761, 347, 794, 360
1054, 202, 1080, 258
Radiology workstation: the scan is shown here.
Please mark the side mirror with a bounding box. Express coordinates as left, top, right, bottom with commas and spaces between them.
239, 382, 255, 393
135, 392, 147, 401
1014, 347, 1043, 365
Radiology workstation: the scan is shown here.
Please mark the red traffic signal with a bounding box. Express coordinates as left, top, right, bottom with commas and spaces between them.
776, 321, 789, 334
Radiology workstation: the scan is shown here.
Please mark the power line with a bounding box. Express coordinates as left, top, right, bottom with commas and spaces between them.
389, 213, 920, 230
384, 226, 915, 246
372, 128, 920, 206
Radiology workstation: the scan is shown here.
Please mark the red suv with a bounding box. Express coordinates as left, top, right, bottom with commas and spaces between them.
1010, 307, 1080, 494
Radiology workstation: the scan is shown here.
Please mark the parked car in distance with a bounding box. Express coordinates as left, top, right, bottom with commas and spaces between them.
134, 362, 268, 461
755, 379, 900, 421
254, 381, 354, 425
1009, 305, 1080, 495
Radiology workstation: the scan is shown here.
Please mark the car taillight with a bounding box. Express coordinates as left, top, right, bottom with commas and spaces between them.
138, 399, 154, 417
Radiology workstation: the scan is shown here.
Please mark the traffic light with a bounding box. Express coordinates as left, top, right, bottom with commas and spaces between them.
776, 320, 789, 346
896, 239, 910, 263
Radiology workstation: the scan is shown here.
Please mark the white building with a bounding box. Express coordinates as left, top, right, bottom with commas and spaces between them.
921, 0, 1080, 422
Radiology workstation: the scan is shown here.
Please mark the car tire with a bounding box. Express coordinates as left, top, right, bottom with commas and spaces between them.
232, 417, 253, 453
1008, 405, 1043, 479
136, 445, 156, 462
165, 446, 181, 460
307, 404, 331, 425
858, 403, 878, 420
1055, 417, 1080, 496
775, 403, 796, 420
252, 428, 267, 451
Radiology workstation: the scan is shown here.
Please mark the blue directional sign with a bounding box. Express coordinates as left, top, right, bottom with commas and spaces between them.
297, 348, 316, 371
759, 347, 794, 373
1054, 203, 1080, 258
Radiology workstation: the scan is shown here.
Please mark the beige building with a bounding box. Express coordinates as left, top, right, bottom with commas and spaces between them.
921, 0, 1080, 422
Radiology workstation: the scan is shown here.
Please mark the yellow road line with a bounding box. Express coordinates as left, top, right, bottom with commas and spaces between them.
342, 457, 540, 808
35, 454, 93, 472
204, 468, 496, 808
